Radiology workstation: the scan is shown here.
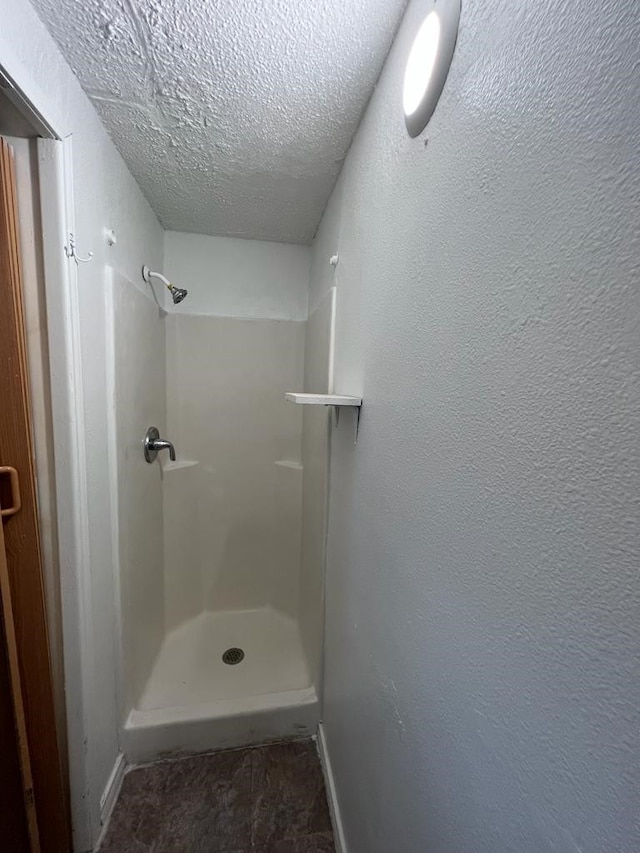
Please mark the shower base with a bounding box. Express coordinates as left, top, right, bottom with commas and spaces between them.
122, 607, 319, 763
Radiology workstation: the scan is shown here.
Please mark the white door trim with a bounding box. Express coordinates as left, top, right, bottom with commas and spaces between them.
3, 55, 102, 852
37, 135, 96, 852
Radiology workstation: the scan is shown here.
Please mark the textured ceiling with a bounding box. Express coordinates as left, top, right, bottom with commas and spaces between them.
32, 0, 407, 243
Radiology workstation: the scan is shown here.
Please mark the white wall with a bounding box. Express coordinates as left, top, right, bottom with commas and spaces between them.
308, 177, 344, 316
163, 230, 309, 629
299, 288, 335, 687
0, 3, 164, 849
108, 270, 166, 713
165, 231, 310, 320
318, 1, 640, 852
165, 314, 304, 620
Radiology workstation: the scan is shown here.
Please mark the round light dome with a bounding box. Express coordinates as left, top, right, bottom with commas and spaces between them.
403, 12, 441, 118
403, 0, 461, 138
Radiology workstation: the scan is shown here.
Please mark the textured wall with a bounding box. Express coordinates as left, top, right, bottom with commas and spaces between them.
164, 231, 310, 320
30, 0, 407, 244
0, 2, 164, 848
318, 0, 640, 851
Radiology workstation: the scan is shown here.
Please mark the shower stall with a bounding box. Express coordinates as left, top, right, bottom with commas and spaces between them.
106, 254, 336, 762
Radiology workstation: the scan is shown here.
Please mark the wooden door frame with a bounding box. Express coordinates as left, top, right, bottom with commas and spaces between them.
0, 59, 97, 851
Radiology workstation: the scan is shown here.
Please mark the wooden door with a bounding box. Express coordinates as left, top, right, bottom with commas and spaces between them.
0, 137, 70, 851
0, 490, 39, 852
0, 604, 31, 850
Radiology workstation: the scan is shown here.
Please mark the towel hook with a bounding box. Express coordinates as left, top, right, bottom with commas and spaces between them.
65, 232, 94, 265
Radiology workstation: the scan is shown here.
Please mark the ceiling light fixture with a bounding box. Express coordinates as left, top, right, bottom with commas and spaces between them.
403, 0, 461, 138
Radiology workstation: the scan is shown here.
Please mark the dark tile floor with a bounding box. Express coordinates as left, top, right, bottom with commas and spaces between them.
99, 740, 335, 853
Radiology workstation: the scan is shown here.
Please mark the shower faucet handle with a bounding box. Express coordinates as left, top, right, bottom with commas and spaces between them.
144, 426, 176, 463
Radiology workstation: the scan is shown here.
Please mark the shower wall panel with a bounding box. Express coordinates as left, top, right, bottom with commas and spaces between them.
165, 314, 305, 625
108, 270, 167, 711
162, 460, 204, 630
164, 231, 309, 321
299, 288, 336, 687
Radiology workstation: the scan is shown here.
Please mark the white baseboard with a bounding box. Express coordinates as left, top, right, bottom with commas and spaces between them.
317, 723, 348, 853
96, 751, 126, 848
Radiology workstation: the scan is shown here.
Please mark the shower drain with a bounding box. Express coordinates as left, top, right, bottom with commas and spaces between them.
222, 647, 245, 665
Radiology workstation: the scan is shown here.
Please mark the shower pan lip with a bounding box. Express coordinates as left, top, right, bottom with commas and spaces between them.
123, 684, 319, 763
123, 608, 319, 762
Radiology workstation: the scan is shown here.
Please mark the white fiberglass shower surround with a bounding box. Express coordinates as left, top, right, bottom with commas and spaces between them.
108, 233, 334, 762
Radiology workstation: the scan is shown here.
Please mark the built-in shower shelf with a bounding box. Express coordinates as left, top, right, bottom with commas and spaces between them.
285, 392, 363, 440
285, 392, 362, 407
163, 459, 199, 471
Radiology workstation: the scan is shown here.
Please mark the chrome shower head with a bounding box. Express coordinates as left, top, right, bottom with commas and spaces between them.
142, 265, 189, 305
170, 286, 188, 304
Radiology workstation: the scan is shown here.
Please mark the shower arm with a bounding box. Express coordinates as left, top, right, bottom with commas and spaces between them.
144, 267, 171, 289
